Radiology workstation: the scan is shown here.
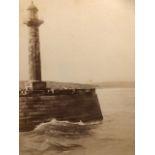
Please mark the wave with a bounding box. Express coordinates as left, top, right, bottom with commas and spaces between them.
35, 119, 102, 129
33, 119, 102, 138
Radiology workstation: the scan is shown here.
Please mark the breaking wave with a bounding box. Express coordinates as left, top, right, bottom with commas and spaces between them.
33, 119, 102, 138
35, 119, 102, 128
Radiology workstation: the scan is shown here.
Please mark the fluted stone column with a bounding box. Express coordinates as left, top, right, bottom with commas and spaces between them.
28, 26, 42, 80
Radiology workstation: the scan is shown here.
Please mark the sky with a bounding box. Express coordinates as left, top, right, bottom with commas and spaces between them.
19, 0, 134, 83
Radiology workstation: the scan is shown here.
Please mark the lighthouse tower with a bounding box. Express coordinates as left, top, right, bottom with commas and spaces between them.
24, 1, 46, 90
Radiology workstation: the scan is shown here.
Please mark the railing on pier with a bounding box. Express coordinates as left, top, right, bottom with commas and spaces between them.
19, 88, 96, 96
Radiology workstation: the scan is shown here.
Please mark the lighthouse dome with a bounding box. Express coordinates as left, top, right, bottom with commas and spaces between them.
27, 1, 38, 12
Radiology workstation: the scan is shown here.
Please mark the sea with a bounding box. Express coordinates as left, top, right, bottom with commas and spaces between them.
20, 88, 135, 155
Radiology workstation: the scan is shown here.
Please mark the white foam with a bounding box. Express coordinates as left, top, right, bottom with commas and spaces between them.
34, 118, 102, 131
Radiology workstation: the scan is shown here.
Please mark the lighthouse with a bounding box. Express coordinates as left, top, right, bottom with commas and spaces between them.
19, 1, 103, 131
24, 1, 46, 90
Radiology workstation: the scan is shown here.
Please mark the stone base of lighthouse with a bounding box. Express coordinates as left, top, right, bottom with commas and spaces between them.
25, 81, 47, 90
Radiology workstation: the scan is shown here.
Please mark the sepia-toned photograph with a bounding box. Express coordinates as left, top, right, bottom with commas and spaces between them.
19, 0, 135, 155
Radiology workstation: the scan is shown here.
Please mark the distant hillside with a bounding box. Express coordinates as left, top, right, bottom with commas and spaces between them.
19, 81, 95, 89
95, 81, 135, 88
19, 81, 134, 89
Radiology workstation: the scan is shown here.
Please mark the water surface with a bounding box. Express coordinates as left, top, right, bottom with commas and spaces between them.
20, 88, 135, 155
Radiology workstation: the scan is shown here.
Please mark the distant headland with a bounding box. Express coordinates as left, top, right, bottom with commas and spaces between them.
20, 81, 135, 89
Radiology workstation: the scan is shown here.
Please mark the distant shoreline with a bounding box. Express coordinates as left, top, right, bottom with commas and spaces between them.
19, 81, 135, 89
95, 81, 135, 88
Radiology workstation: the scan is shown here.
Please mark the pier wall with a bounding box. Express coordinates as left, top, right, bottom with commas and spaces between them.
19, 93, 103, 131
